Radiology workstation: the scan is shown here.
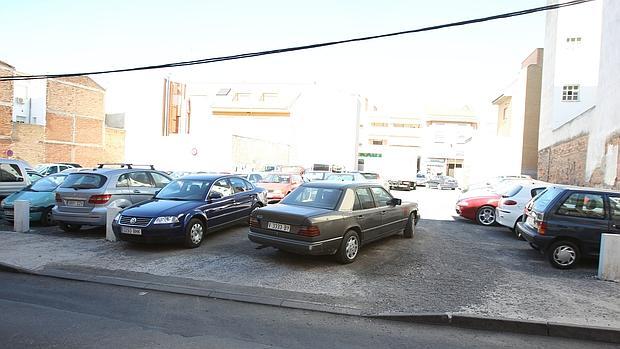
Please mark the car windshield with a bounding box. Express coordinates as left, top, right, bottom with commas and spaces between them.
262, 174, 290, 183
532, 187, 564, 212
305, 172, 326, 181
361, 173, 379, 180
60, 173, 107, 189
156, 179, 211, 200
326, 174, 354, 181
501, 184, 523, 197
281, 187, 342, 210
30, 174, 67, 192
35, 165, 47, 172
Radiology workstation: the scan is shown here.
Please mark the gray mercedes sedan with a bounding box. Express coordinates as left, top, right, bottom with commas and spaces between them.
248, 182, 420, 263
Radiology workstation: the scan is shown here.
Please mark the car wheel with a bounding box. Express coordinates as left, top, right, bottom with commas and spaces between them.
437, 184, 442, 190
451, 188, 456, 190
403, 213, 416, 239
40, 207, 54, 226
476, 206, 496, 226
184, 218, 205, 248
58, 222, 82, 232
336, 230, 360, 264
547, 241, 580, 269
513, 217, 525, 240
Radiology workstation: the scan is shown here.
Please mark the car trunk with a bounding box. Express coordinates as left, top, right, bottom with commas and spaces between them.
255, 204, 330, 236
56, 188, 103, 214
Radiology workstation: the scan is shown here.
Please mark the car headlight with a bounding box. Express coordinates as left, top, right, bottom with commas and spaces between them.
273, 190, 283, 195
457, 201, 469, 206
114, 213, 121, 222
153, 216, 180, 224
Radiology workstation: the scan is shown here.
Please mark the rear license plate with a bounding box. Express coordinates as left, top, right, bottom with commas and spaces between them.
267, 222, 290, 232
66, 200, 84, 207
526, 216, 535, 226
121, 227, 142, 235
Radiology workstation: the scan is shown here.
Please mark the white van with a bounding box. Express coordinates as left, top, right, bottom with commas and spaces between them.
0, 159, 33, 198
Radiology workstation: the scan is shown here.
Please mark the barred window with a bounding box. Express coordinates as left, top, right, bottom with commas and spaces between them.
562, 85, 579, 102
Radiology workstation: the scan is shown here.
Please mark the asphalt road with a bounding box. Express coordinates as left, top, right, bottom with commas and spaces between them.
0, 271, 614, 349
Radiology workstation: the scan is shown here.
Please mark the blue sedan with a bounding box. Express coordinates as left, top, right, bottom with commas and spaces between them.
112, 174, 267, 248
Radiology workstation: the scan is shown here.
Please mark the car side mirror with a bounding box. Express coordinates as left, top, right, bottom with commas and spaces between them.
208, 191, 223, 200
389, 198, 402, 206
17, 177, 24, 182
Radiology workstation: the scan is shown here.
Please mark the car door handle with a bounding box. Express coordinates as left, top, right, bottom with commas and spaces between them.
356, 215, 364, 219
133, 190, 141, 194
381, 211, 386, 215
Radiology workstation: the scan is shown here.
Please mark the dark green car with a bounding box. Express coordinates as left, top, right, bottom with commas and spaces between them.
1, 173, 68, 225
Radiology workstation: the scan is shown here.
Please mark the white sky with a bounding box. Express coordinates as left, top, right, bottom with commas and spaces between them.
1, 0, 550, 123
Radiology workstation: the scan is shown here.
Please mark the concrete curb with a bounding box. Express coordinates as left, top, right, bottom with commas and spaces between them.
2, 261, 619, 344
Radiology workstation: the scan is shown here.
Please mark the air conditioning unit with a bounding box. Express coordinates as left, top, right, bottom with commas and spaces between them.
15, 97, 26, 105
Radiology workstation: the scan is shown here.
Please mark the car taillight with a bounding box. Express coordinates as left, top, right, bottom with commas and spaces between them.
249, 216, 260, 228
537, 221, 547, 235
503, 199, 518, 206
55, 193, 62, 203
298, 225, 321, 237
88, 194, 111, 204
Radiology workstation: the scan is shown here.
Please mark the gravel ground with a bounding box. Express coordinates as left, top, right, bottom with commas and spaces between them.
1, 187, 618, 327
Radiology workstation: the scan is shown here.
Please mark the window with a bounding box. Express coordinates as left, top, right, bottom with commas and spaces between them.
229, 177, 248, 193
28, 172, 43, 183
260, 92, 278, 102
31, 174, 67, 191
210, 179, 233, 198
355, 188, 375, 210
557, 193, 605, 219
0, 164, 25, 182
129, 172, 155, 187
392, 123, 420, 128
532, 187, 563, 212
566, 37, 582, 43
531, 187, 546, 198
610, 196, 620, 220
281, 187, 342, 210
151, 172, 171, 188
60, 173, 107, 189
562, 85, 579, 102
371, 187, 392, 207
156, 179, 210, 200
502, 106, 509, 121
370, 139, 387, 145
370, 122, 388, 127
233, 92, 251, 102
248, 174, 263, 183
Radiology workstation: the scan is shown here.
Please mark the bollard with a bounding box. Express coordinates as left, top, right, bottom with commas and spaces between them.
106, 206, 122, 242
598, 233, 620, 282
14, 200, 30, 233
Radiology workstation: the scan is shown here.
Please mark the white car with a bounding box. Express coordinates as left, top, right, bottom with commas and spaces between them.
496, 180, 549, 239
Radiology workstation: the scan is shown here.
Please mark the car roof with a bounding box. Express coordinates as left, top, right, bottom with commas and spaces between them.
551, 185, 620, 195
301, 181, 380, 189
69, 167, 164, 176
179, 174, 240, 181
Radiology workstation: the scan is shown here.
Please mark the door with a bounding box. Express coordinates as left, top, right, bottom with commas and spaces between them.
229, 177, 255, 220
126, 171, 157, 203
553, 192, 609, 256
204, 178, 236, 228
370, 186, 403, 235
353, 187, 383, 242
608, 195, 620, 236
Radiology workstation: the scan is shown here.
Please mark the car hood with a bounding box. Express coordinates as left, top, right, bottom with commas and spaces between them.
121, 199, 202, 217
2, 190, 55, 207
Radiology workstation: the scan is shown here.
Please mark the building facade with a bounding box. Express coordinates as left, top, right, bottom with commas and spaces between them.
537, 0, 619, 189
0, 60, 125, 167
491, 48, 543, 178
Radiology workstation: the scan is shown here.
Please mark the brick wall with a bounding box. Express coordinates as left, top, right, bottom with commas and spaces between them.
103, 127, 126, 164
73, 145, 104, 167
537, 134, 588, 186
45, 143, 73, 163
10, 124, 45, 164
0, 105, 12, 137
75, 117, 103, 144
46, 79, 104, 118
45, 112, 73, 142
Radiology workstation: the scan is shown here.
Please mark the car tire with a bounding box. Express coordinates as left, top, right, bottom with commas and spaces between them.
547, 240, 580, 269
403, 213, 416, 239
184, 218, 205, 248
336, 230, 360, 264
513, 216, 525, 240
40, 207, 54, 226
58, 222, 82, 232
451, 188, 456, 190
475, 206, 496, 226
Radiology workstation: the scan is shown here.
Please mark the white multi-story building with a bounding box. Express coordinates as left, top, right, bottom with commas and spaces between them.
537, 0, 619, 189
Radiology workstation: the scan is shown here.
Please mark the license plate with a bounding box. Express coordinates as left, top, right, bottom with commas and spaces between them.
267, 222, 290, 232
121, 227, 142, 235
526, 216, 535, 226
66, 200, 84, 207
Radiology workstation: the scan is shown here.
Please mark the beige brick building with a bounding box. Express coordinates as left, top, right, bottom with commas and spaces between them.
0, 60, 125, 167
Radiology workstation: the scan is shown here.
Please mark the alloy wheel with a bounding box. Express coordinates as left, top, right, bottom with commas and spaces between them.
190, 223, 204, 244
478, 207, 495, 225
553, 245, 576, 267
345, 236, 359, 260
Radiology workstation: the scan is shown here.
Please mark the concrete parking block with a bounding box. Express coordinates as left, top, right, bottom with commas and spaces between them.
368, 312, 451, 325
210, 291, 284, 307
280, 300, 363, 316
548, 322, 620, 344
450, 314, 548, 336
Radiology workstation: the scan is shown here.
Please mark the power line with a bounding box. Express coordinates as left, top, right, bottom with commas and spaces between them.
0, 0, 594, 82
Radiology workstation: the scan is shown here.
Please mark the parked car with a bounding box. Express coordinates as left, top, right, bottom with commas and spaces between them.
455, 192, 501, 226
415, 172, 429, 187
325, 172, 390, 190
305, 171, 331, 181
427, 175, 458, 190
1, 173, 68, 225
516, 186, 620, 269
248, 181, 419, 263
496, 180, 549, 238
0, 159, 34, 199
26, 170, 44, 183
35, 163, 76, 176
259, 173, 305, 204
236, 172, 265, 184
462, 175, 532, 193
113, 175, 267, 247
53, 164, 172, 232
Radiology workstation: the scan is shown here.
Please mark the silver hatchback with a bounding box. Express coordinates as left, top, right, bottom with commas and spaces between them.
52, 164, 172, 232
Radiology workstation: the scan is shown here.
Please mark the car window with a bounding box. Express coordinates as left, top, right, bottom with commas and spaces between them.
60, 173, 107, 189
355, 188, 375, 209
609, 196, 620, 220
229, 177, 248, 193
116, 174, 130, 187
327, 174, 354, 181
280, 186, 342, 210
128, 171, 154, 187
557, 192, 606, 219
28, 172, 43, 182
0, 164, 24, 182
156, 179, 211, 200
532, 187, 563, 212
242, 179, 254, 191
262, 174, 290, 183
502, 184, 522, 197
306, 172, 325, 181
248, 174, 262, 183
370, 186, 392, 207
31, 174, 67, 191
59, 165, 70, 171
531, 187, 546, 198
210, 179, 233, 198
339, 188, 357, 211
151, 172, 171, 188
292, 175, 303, 184
361, 173, 379, 180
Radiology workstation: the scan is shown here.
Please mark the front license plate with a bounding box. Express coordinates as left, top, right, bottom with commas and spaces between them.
267, 222, 291, 232
121, 227, 142, 235
66, 200, 84, 207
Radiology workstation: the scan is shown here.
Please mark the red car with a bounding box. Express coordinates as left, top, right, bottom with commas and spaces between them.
455, 191, 501, 226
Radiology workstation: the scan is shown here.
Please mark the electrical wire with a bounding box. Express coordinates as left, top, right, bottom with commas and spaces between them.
0, 0, 594, 82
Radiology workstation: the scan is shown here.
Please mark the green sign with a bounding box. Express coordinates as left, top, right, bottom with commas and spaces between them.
358, 152, 382, 158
